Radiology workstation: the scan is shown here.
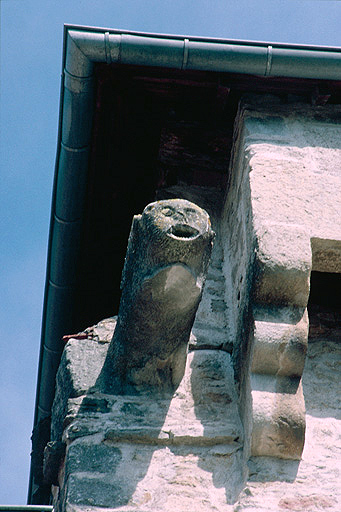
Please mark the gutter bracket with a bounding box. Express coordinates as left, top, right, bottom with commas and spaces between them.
104, 32, 112, 64
265, 45, 273, 76
182, 38, 189, 70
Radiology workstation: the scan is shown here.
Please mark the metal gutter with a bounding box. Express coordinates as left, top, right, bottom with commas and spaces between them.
29, 24, 341, 503
60, 23, 341, 52
0, 507, 53, 512
64, 26, 341, 79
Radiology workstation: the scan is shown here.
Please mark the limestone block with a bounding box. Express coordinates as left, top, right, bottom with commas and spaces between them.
251, 374, 306, 459
61, 350, 243, 447
251, 309, 308, 377
311, 237, 341, 273
249, 306, 308, 459
51, 337, 110, 442
60, 441, 244, 511
253, 223, 311, 307
244, 104, 341, 249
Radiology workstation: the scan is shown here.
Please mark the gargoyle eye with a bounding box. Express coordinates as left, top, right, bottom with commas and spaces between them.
161, 207, 174, 217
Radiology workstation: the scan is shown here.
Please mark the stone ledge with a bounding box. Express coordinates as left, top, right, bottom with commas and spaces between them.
60, 350, 243, 447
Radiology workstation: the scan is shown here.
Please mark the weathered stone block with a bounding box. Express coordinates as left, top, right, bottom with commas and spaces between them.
65, 474, 126, 508
51, 337, 110, 441
65, 443, 122, 475
61, 350, 243, 447
61, 442, 244, 511
251, 374, 306, 459
54, 348, 244, 511
251, 309, 308, 377
253, 224, 311, 308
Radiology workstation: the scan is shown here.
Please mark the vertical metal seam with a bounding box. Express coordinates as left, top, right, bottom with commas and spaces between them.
105, 31, 111, 64
118, 33, 122, 64
265, 45, 273, 76
182, 38, 189, 70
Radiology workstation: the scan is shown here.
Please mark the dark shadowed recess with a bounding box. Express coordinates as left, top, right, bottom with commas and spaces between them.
73, 64, 239, 331
73, 63, 341, 334
308, 271, 341, 339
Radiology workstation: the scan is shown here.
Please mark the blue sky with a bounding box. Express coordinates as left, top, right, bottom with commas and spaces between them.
1, 0, 340, 504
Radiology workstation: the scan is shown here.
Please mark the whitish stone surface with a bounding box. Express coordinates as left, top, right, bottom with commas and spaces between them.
239, 101, 341, 461
62, 331, 339, 512
59, 322, 341, 511
234, 329, 341, 512
251, 375, 305, 459
252, 224, 311, 308
252, 310, 308, 377
61, 443, 244, 511
243, 102, 341, 277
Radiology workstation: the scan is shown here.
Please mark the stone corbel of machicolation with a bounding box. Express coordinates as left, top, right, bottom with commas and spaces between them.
250, 224, 311, 459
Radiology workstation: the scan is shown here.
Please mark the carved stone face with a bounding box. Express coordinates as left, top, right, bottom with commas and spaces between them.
141, 199, 212, 242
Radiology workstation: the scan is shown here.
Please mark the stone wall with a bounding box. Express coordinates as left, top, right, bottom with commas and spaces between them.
220, 106, 256, 462
234, 306, 341, 511
47, 99, 340, 511
239, 98, 341, 461
49, 317, 245, 511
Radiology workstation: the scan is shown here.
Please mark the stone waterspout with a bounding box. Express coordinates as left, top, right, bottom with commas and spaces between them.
103, 199, 214, 393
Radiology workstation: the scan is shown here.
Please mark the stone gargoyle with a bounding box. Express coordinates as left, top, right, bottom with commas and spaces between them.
101, 199, 214, 393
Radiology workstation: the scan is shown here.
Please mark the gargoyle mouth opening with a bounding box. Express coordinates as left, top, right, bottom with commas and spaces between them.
169, 224, 200, 239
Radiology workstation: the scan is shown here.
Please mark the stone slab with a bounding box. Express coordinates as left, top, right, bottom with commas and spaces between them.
62, 350, 243, 446
61, 441, 244, 511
